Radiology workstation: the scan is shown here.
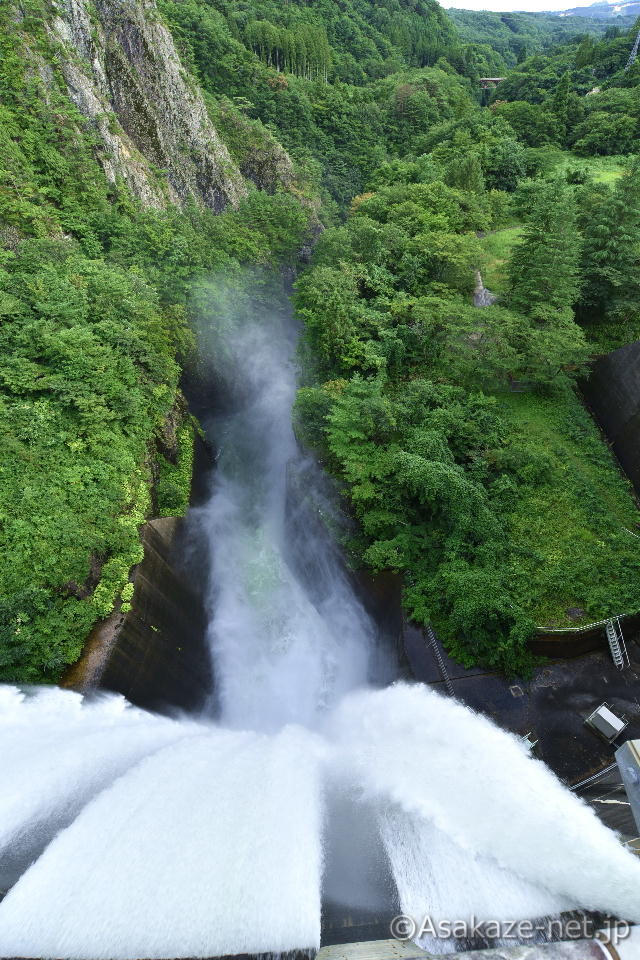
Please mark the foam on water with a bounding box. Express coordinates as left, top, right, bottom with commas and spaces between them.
0, 721, 323, 959
0, 687, 192, 891
1, 279, 639, 958
328, 685, 640, 922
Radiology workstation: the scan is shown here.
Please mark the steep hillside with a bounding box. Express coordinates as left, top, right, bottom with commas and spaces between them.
3, 0, 640, 682
158, 0, 503, 204
293, 162, 640, 672
50, 0, 246, 210
0, 0, 313, 681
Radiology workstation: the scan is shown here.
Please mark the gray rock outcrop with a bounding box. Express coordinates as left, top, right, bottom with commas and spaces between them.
49, 0, 247, 210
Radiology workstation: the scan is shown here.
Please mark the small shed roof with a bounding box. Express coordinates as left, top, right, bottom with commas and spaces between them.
586, 703, 627, 742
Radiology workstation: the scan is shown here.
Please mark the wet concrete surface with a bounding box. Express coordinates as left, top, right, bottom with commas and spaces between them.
322, 906, 398, 947
405, 622, 640, 785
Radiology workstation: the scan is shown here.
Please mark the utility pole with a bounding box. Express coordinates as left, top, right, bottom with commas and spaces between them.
625, 28, 640, 70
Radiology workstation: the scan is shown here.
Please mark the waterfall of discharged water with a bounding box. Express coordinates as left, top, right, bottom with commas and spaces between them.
0, 281, 639, 959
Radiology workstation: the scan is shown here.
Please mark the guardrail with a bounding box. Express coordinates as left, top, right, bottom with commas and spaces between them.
535, 615, 627, 636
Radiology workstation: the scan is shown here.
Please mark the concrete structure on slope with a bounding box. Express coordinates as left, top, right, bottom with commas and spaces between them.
582, 340, 640, 496
617, 739, 640, 835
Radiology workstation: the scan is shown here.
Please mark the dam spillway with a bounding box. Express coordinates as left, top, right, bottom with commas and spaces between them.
1, 283, 640, 958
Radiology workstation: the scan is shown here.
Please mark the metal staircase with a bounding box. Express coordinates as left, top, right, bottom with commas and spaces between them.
605, 617, 630, 669
425, 626, 455, 696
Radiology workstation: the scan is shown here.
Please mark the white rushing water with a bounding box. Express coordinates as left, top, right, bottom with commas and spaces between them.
1, 279, 639, 959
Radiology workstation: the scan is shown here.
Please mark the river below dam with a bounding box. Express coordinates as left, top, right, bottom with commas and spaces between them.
1, 280, 640, 959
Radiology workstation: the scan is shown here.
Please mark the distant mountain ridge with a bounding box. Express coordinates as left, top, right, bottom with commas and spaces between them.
551, 0, 640, 18
448, 6, 635, 66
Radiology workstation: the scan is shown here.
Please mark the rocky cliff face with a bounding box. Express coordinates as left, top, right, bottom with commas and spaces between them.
49, 0, 247, 210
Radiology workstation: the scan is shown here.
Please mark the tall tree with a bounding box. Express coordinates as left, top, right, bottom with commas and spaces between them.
550, 71, 571, 145
574, 35, 596, 68
508, 180, 582, 322
445, 153, 485, 193
577, 159, 640, 325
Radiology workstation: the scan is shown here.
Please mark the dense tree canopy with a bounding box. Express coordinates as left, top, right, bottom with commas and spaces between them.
449, 8, 636, 67
158, 0, 507, 204
577, 161, 640, 325
490, 22, 640, 155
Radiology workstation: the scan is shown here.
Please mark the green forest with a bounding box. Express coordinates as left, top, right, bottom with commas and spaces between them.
450, 9, 637, 67
490, 26, 640, 156
2, 0, 640, 680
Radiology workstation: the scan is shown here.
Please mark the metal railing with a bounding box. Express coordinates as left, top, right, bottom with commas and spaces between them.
605, 617, 630, 669
535, 614, 624, 635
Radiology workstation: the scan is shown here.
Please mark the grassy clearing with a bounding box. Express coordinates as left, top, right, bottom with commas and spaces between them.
479, 225, 523, 294
550, 152, 626, 184
586, 156, 626, 184
496, 389, 640, 629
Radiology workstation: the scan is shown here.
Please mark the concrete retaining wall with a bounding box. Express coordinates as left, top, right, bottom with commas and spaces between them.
582, 340, 640, 496
63, 516, 213, 713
